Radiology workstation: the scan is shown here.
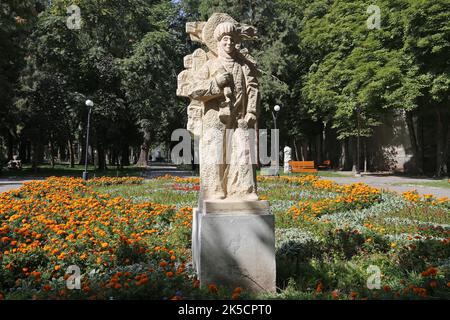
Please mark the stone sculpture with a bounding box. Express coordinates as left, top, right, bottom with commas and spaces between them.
284, 146, 292, 173
177, 13, 259, 201
177, 13, 275, 293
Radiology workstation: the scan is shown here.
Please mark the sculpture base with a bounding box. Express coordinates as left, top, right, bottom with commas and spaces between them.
192, 201, 276, 293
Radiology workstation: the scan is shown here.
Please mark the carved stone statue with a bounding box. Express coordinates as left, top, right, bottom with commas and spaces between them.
284, 146, 292, 173
177, 13, 260, 201
178, 14, 276, 293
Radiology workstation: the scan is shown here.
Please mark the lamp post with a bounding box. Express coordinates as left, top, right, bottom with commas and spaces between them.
272, 105, 281, 173
83, 99, 94, 181
272, 104, 280, 130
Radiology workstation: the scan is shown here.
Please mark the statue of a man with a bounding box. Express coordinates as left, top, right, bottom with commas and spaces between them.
188, 20, 260, 201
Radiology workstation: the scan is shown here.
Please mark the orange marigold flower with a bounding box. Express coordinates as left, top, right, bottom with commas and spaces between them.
193, 279, 200, 289
208, 284, 218, 294
331, 290, 339, 299
231, 293, 240, 300
429, 280, 438, 288
233, 287, 242, 294
159, 261, 167, 268
166, 271, 174, 278
315, 281, 323, 293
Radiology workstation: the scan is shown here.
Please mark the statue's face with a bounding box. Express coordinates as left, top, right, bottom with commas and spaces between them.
219, 35, 235, 55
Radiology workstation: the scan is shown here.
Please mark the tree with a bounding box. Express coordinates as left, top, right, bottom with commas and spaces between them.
402, 0, 450, 177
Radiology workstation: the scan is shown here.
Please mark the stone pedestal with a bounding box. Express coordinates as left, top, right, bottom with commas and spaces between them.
192, 200, 276, 293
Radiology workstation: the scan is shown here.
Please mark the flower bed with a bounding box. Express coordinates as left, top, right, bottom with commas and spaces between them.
0, 177, 239, 300
0, 175, 448, 300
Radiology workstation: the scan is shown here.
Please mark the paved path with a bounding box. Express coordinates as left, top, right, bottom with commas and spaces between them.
144, 164, 195, 178
326, 175, 450, 198
0, 178, 46, 194
1, 173, 448, 198
0, 180, 28, 193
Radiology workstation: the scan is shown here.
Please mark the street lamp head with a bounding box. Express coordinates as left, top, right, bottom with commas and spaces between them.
85, 99, 94, 107
274, 105, 281, 112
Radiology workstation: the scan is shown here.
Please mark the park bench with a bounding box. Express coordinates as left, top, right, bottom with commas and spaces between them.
318, 160, 331, 170
289, 161, 317, 173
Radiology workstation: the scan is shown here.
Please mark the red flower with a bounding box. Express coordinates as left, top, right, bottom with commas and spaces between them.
193, 279, 200, 289
331, 290, 339, 299
429, 280, 438, 288
315, 281, 323, 293
208, 284, 218, 294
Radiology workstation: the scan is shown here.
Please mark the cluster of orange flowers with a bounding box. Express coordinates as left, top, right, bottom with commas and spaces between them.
86, 177, 144, 186
0, 177, 192, 298
156, 175, 200, 185
288, 182, 381, 219
257, 174, 319, 185
402, 190, 449, 206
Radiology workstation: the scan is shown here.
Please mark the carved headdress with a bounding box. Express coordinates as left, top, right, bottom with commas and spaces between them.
177, 13, 258, 136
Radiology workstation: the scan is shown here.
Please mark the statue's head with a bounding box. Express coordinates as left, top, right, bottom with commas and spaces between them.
214, 22, 238, 56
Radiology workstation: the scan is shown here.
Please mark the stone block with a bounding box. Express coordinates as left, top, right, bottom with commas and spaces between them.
203, 200, 269, 215
260, 167, 279, 176
194, 211, 276, 293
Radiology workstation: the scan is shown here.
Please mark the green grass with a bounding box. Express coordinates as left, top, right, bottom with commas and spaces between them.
93, 179, 198, 207
0, 163, 144, 178
392, 180, 450, 189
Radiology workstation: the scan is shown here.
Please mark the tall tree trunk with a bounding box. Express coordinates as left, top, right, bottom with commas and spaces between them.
301, 141, 308, 161
316, 133, 322, 165
351, 137, 357, 172
121, 145, 130, 167
49, 140, 55, 168
97, 145, 106, 171
435, 107, 449, 177
293, 139, 299, 161
7, 132, 14, 160
339, 140, 345, 170
137, 122, 151, 167
19, 137, 27, 163
406, 111, 423, 175
68, 139, 75, 168
79, 136, 86, 165
58, 143, 66, 163
31, 141, 43, 173
31, 143, 38, 173
26, 141, 31, 163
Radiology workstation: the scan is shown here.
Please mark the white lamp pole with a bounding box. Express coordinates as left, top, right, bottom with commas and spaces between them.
83, 99, 94, 181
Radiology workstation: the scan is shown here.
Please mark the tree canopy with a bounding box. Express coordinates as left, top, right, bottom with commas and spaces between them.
0, 0, 448, 176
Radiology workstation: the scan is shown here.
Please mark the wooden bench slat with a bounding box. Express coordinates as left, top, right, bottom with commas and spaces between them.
289, 161, 318, 173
